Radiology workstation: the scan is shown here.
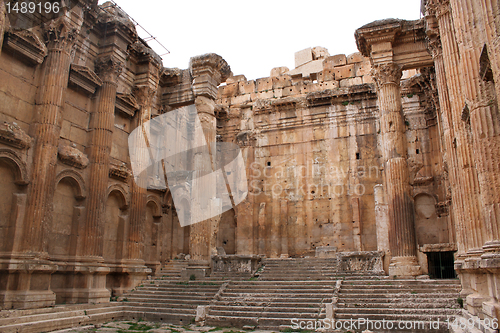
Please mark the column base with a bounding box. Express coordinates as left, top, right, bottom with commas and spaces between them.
0, 290, 56, 310
182, 260, 211, 280
388, 256, 422, 277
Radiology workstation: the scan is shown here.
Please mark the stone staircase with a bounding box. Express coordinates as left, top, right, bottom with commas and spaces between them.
0, 258, 464, 333
0, 303, 126, 333
205, 280, 335, 329
334, 278, 462, 332
157, 260, 189, 282
121, 279, 223, 325
205, 257, 341, 329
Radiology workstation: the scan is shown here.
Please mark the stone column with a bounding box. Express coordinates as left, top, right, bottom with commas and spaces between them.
428, 0, 484, 255
183, 54, 230, 279
425, 12, 467, 255
372, 62, 421, 277
128, 85, 156, 261
0, 1, 6, 56
450, 0, 500, 252
22, 17, 80, 254
83, 56, 123, 258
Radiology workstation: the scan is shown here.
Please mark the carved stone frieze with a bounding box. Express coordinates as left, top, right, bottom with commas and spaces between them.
58, 145, 89, 169
0, 122, 32, 149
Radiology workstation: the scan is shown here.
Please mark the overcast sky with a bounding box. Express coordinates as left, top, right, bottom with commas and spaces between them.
99, 0, 422, 80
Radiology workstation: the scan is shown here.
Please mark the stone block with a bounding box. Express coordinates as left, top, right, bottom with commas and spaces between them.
272, 75, 292, 89
323, 69, 335, 81
270, 67, 289, 77
334, 65, 355, 80
340, 77, 363, 87
324, 54, 347, 68
239, 80, 255, 94
354, 61, 371, 77
312, 46, 329, 60
295, 47, 313, 68
347, 52, 365, 64
219, 82, 239, 97
256, 77, 273, 92
226, 74, 246, 84
362, 74, 374, 84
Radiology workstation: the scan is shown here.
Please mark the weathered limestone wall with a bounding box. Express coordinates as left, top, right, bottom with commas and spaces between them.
216, 48, 448, 264
0, 0, 228, 309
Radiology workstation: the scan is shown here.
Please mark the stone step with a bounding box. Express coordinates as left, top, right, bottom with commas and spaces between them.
123, 310, 194, 326
135, 286, 221, 293
334, 312, 454, 322
124, 297, 212, 305
208, 309, 320, 319
339, 288, 459, 294
337, 302, 460, 309
339, 292, 458, 298
335, 307, 460, 315
126, 292, 216, 299
209, 305, 321, 313
0, 307, 125, 333
213, 300, 331, 308
215, 296, 330, 303
125, 302, 199, 311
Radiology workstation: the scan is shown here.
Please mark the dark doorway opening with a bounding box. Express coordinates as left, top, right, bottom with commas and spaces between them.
427, 251, 456, 279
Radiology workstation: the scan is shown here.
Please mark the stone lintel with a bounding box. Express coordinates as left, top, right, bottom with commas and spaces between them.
420, 243, 457, 252
356, 18, 433, 70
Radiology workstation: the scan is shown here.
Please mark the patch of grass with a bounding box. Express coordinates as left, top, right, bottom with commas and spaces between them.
122, 298, 129, 302
411, 291, 417, 294
342, 101, 349, 106
457, 297, 464, 308
407, 93, 414, 98
247, 277, 258, 281
189, 274, 196, 281
176, 281, 190, 285
208, 327, 224, 332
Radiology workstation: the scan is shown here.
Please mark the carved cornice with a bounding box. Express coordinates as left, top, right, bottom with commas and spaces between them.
95, 55, 124, 82
58, 145, 89, 169
129, 41, 162, 68
3, 29, 48, 66
109, 161, 132, 181
371, 63, 402, 89
115, 93, 139, 117
355, 19, 402, 57
68, 64, 103, 95
190, 53, 231, 83
0, 122, 32, 149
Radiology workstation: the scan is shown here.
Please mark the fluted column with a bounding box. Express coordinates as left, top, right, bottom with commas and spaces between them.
21, 18, 81, 254
430, 0, 484, 254
0, 1, 5, 56
372, 62, 421, 276
127, 85, 156, 261
450, 0, 500, 252
425, 14, 466, 255
82, 56, 123, 258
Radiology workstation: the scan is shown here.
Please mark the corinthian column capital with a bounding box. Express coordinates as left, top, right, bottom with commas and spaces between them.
426, 0, 451, 17
43, 15, 80, 50
371, 62, 403, 90
95, 55, 124, 83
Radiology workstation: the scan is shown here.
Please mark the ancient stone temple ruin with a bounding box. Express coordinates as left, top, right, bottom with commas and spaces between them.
0, 0, 499, 331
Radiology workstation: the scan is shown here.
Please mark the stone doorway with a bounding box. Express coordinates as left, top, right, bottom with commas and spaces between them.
427, 251, 456, 279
